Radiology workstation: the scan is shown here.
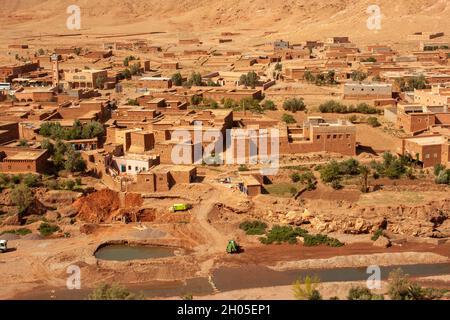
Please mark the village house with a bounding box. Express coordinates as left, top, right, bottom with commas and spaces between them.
64, 69, 108, 90
343, 82, 393, 100
398, 134, 450, 168
0, 147, 48, 174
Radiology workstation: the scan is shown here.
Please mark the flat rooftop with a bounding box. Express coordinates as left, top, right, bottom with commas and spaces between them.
405, 135, 447, 146
5, 149, 47, 161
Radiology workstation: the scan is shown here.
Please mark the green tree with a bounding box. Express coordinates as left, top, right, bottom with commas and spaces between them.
95, 75, 106, 89
351, 71, 368, 81
239, 71, 259, 88
190, 95, 203, 106
171, 72, 183, 86
11, 184, 33, 214
188, 72, 203, 86
64, 148, 86, 172
283, 98, 306, 113
274, 63, 282, 71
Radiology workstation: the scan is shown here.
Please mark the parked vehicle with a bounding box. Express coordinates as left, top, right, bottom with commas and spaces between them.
169, 203, 192, 212
0, 240, 7, 253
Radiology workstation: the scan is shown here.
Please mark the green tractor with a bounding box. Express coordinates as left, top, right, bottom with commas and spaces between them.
226, 240, 240, 254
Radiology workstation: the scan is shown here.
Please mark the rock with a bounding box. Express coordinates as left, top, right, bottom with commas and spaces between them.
1, 214, 21, 226
373, 236, 391, 248
45, 210, 60, 222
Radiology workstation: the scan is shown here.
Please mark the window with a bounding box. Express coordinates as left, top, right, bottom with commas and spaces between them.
316, 135, 321, 140
425, 154, 430, 159
333, 134, 337, 139
145, 179, 150, 182
434, 153, 438, 158
327, 135, 331, 139
128, 165, 131, 170
346, 134, 350, 139
135, 166, 139, 171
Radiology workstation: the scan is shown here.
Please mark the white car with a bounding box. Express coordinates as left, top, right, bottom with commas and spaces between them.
0, 240, 7, 253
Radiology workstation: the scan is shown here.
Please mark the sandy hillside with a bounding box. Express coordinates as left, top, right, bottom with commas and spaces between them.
1, 0, 449, 43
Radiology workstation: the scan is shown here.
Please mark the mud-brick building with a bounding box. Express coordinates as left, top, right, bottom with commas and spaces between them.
398, 134, 450, 168
64, 69, 108, 90
126, 165, 197, 193
343, 83, 393, 100
0, 147, 48, 173
282, 117, 357, 156
137, 77, 172, 90
0, 122, 20, 144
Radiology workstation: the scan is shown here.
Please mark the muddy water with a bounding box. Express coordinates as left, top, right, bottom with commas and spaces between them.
212, 263, 450, 291
11, 263, 450, 299
94, 244, 175, 261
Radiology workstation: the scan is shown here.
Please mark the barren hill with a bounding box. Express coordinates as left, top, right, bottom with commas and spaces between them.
1, 0, 450, 43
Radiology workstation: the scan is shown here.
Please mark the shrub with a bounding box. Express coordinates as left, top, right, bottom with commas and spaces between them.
367, 116, 381, 127
291, 172, 301, 182
23, 174, 39, 187
434, 164, 446, 176
292, 276, 322, 300
259, 225, 308, 244
239, 220, 268, 235
283, 98, 306, 113
65, 179, 76, 190
282, 113, 296, 124
302, 234, 344, 247
347, 286, 384, 300
330, 179, 342, 190
126, 99, 139, 106
435, 169, 450, 185
11, 184, 33, 214
38, 222, 60, 237
261, 100, 276, 111
75, 178, 82, 186
388, 268, 412, 300
371, 228, 384, 241
0, 228, 32, 236
89, 283, 144, 300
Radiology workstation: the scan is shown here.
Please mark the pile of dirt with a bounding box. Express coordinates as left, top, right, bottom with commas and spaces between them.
72, 189, 120, 223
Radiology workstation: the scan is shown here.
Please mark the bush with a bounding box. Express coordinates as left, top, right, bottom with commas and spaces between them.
23, 174, 40, 187
259, 225, 308, 244
38, 222, 60, 237
65, 179, 76, 190
75, 178, 82, 186
435, 169, 450, 185
434, 164, 446, 176
239, 220, 268, 235
282, 113, 296, 124
347, 286, 384, 300
291, 172, 301, 182
367, 116, 381, 127
11, 184, 33, 214
0, 228, 32, 236
330, 180, 342, 190
283, 98, 306, 113
89, 283, 144, 300
261, 100, 276, 111
292, 276, 322, 300
302, 234, 344, 247
371, 228, 384, 241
